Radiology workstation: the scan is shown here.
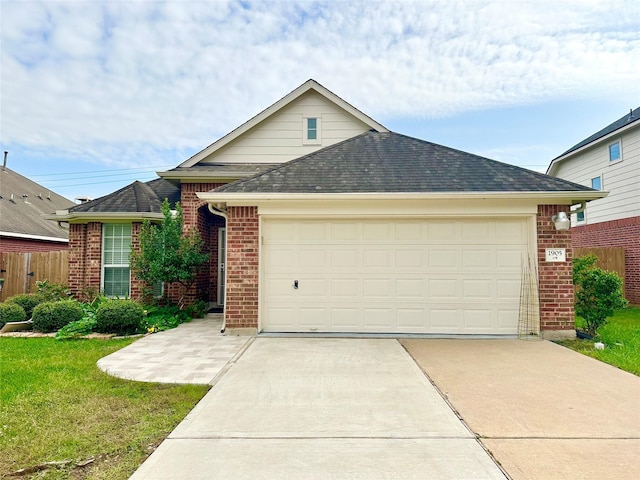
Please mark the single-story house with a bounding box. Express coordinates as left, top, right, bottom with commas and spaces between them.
49, 80, 605, 339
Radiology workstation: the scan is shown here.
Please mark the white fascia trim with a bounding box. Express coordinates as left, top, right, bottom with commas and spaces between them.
177, 80, 388, 169
43, 212, 165, 223
547, 121, 639, 175
197, 190, 608, 205
0, 231, 68, 243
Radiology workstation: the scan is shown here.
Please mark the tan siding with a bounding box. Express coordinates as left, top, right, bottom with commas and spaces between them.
554, 126, 640, 225
200, 91, 371, 165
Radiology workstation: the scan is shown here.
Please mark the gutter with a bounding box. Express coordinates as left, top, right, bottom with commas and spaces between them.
0, 231, 69, 243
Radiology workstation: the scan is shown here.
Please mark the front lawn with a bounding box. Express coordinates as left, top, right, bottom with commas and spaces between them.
0, 338, 209, 479
558, 306, 640, 376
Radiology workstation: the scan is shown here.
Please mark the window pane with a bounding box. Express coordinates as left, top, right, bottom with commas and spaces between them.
591, 177, 601, 190
609, 142, 620, 161
307, 118, 317, 140
104, 267, 130, 297
577, 211, 585, 222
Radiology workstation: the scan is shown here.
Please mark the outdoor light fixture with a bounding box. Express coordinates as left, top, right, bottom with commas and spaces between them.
551, 212, 571, 231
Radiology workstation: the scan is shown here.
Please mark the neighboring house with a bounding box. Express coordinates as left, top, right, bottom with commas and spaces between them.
49, 79, 604, 339
547, 107, 640, 305
0, 164, 75, 252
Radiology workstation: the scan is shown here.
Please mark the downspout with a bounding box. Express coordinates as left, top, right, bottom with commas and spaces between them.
572, 201, 587, 215
208, 203, 228, 333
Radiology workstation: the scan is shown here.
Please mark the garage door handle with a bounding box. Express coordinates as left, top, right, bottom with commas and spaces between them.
293, 280, 299, 289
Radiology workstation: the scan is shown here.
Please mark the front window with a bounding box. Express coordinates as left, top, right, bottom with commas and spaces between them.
591, 176, 602, 190
102, 223, 132, 297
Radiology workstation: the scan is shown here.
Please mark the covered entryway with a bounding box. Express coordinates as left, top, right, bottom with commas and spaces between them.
261, 217, 533, 334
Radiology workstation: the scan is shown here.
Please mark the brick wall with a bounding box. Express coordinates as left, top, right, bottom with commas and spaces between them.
0, 236, 68, 252
537, 205, 574, 332
224, 206, 259, 329
68, 222, 102, 298
572, 216, 640, 305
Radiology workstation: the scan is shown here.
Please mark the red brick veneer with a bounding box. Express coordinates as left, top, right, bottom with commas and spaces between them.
224, 206, 259, 329
572, 216, 640, 305
537, 205, 575, 333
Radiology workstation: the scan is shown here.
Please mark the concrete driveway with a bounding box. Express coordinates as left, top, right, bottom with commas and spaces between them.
402, 339, 640, 480
130, 338, 505, 479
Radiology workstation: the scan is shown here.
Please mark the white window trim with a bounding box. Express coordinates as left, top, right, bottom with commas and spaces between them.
101, 223, 132, 298
302, 115, 322, 145
608, 139, 622, 164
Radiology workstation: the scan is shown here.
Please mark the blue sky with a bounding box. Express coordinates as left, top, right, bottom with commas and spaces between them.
1, 0, 639, 201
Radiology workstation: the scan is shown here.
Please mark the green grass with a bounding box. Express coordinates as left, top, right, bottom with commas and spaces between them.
0, 338, 209, 479
558, 306, 640, 376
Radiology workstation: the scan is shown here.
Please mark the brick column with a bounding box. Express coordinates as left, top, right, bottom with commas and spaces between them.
537, 205, 574, 339
69, 222, 102, 300
225, 206, 259, 332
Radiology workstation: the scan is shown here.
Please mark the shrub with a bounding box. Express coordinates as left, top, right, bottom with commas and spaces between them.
55, 318, 98, 340
574, 255, 628, 336
144, 303, 192, 332
6, 293, 46, 319
95, 300, 144, 336
0, 303, 26, 329
32, 300, 84, 333
35, 280, 71, 301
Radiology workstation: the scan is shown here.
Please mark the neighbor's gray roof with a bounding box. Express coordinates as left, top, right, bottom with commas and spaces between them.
69, 178, 180, 214
215, 131, 596, 194
555, 106, 640, 159
0, 167, 75, 240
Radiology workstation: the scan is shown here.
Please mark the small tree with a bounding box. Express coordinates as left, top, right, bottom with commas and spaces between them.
573, 255, 627, 336
130, 199, 209, 308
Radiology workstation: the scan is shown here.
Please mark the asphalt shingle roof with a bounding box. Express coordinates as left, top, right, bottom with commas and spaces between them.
0, 167, 75, 239
215, 131, 595, 194
556, 106, 640, 158
69, 178, 180, 214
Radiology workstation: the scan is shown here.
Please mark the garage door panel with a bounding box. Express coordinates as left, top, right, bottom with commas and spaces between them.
261, 218, 530, 334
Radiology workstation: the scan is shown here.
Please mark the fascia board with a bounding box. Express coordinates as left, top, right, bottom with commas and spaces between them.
43, 212, 164, 224
176, 80, 388, 169
547, 121, 640, 175
197, 191, 608, 206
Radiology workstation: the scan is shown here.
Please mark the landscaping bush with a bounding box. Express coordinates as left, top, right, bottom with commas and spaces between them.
95, 300, 144, 336
32, 300, 84, 333
5, 293, 46, 319
55, 317, 98, 340
144, 303, 192, 332
35, 280, 71, 302
0, 303, 27, 329
574, 254, 628, 336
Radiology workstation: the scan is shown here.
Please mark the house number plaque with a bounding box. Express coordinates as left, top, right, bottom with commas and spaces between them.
545, 248, 566, 262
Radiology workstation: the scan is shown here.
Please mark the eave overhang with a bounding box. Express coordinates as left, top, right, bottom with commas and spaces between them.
43, 212, 165, 224
197, 190, 608, 207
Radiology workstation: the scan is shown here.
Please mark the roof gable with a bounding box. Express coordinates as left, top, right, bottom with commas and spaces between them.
214, 131, 597, 195
68, 178, 180, 215
176, 79, 388, 169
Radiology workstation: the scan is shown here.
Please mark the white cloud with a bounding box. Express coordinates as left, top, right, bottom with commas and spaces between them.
1, 0, 638, 169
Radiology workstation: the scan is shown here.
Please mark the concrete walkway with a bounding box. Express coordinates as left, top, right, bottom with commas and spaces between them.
129, 337, 505, 479
402, 339, 640, 480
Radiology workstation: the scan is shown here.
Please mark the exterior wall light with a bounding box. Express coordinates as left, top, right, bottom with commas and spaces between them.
551, 212, 571, 231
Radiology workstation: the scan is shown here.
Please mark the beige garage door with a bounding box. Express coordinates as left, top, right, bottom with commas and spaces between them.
261, 218, 531, 334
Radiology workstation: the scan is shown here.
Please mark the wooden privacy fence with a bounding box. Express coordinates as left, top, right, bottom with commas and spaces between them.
0, 251, 69, 302
574, 247, 625, 282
